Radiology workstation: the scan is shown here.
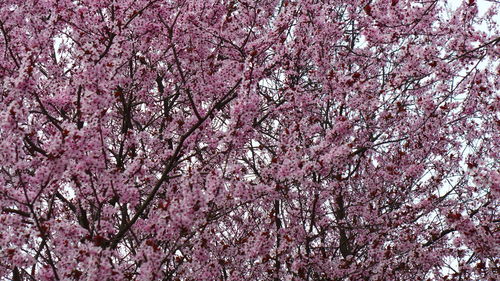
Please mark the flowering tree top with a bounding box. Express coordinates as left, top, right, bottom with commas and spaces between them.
0, 0, 498, 280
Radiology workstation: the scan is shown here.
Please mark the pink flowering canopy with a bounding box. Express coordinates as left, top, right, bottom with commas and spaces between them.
0, 0, 499, 280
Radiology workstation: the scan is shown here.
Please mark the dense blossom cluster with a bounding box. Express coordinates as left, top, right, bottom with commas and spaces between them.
0, 0, 498, 280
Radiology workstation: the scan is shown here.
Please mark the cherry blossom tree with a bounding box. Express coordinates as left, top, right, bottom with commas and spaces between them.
0, 0, 498, 280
